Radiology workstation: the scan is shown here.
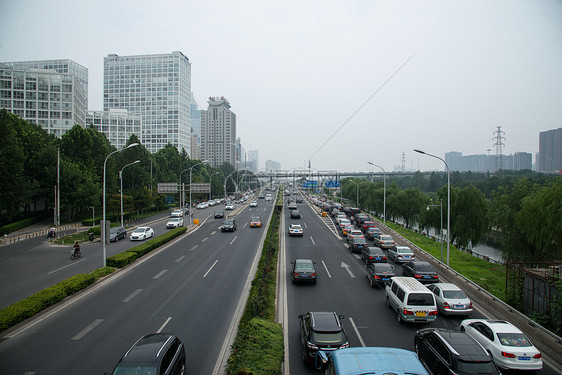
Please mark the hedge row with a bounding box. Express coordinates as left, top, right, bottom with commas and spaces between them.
0, 267, 115, 332
0, 213, 50, 236
106, 226, 187, 268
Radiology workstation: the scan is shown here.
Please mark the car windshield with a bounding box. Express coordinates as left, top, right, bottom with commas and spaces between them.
169, 218, 179, 222
496, 332, 532, 347
224, 220, 234, 225
132, 228, 145, 234
456, 360, 497, 374
369, 249, 384, 255
398, 248, 413, 254
381, 235, 393, 241
442, 290, 467, 299
312, 331, 345, 344
415, 264, 435, 272
110, 228, 120, 233
291, 225, 302, 230
407, 293, 435, 306
113, 364, 158, 375
353, 238, 367, 244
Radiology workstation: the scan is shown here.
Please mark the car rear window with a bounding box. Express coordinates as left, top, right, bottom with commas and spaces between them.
381, 235, 393, 241
415, 264, 435, 272
496, 333, 532, 347
407, 293, 435, 306
456, 360, 497, 373
312, 331, 345, 344
442, 290, 467, 299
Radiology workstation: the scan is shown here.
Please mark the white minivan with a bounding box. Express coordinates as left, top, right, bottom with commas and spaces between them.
385, 276, 438, 324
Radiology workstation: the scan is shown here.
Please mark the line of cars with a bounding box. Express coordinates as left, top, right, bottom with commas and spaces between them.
303, 197, 543, 373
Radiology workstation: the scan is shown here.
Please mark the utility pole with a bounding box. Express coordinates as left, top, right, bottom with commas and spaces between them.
492, 126, 505, 172
401, 152, 406, 172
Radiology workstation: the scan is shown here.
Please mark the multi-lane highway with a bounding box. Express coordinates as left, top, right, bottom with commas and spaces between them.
0, 198, 275, 374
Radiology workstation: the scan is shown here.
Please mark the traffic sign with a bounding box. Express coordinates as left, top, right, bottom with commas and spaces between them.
325, 180, 340, 188
302, 180, 318, 188
158, 183, 178, 194
166, 196, 175, 204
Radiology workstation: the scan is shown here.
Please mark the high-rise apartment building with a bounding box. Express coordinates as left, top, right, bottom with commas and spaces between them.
513, 152, 532, 171
86, 109, 142, 150
0, 59, 87, 136
265, 160, 281, 173
200, 97, 236, 167
248, 150, 259, 173
103, 52, 191, 154
538, 127, 562, 174
190, 92, 202, 159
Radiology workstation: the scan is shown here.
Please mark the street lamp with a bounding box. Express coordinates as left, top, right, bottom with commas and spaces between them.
414, 149, 450, 266
103, 142, 139, 267
209, 171, 219, 201
349, 179, 359, 209
427, 200, 443, 262
189, 160, 209, 224
367, 162, 386, 225
120, 160, 140, 227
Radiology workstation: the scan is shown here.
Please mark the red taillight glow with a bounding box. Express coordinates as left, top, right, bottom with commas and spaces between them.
369, 256, 374, 260
383, 256, 387, 260
373, 275, 381, 279
534, 353, 542, 359
403, 309, 414, 315
293, 273, 299, 277
443, 302, 450, 309
429, 310, 438, 315
469, 302, 473, 308
433, 275, 439, 279
501, 351, 516, 358
414, 274, 422, 279
311, 273, 317, 277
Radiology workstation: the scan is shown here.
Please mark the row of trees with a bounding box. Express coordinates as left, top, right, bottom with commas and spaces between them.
0, 110, 257, 226
338, 172, 562, 261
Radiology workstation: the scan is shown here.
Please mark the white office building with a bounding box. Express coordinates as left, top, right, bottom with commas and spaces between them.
200, 97, 236, 167
103, 52, 191, 154
86, 109, 142, 150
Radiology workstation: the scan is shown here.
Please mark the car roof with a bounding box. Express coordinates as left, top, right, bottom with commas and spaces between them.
309, 312, 341, 331
290, 224, 302, 228
295, 258, 313, 264
432, 283, 461, 290
426, 329, 491, 360
121, 333, 175, 363
330, 347, 429, 375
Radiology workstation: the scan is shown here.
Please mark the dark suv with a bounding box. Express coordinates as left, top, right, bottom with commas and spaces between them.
402, 261, 439, 283
110, 333, 186, 375
414, 328, 500, 375
298, 312, 349, 363
221, 218, 237, 232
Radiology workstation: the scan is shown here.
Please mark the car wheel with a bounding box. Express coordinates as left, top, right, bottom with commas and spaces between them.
397, 313, 403, 324
386, 296, 391, 308
116, 235, 119, 242
369, 276, 375, 288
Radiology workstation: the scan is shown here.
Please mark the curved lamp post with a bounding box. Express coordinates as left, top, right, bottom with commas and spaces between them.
189, 160, 209, 224
103, 142, 138, 267
120, 160, 140, 227
414, 149, 450, 266
367, 161, 386, 225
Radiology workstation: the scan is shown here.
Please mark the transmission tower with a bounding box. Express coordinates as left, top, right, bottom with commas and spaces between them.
492, 126, 505, 172
401, 152, 406, 172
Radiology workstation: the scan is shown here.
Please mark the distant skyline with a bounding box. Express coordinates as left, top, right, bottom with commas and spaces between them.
1, 0, 561, 172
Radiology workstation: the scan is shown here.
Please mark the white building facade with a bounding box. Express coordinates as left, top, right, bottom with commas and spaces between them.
200, 97, 236, 167
86, 109, 142, 150
103, 52, 191, 154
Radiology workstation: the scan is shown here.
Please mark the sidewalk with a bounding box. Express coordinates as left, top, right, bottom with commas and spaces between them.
1, 218, 82, 246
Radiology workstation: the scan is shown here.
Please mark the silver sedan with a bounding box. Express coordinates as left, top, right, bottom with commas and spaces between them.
426, 283, 473, 315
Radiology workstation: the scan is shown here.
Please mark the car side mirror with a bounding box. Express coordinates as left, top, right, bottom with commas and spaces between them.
338, 315, 345, 320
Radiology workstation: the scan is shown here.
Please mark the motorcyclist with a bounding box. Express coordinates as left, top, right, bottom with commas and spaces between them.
73, 241, 81, 257
48, 226, 56, 239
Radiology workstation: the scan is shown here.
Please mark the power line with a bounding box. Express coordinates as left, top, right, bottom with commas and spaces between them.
308, 54, 416, 164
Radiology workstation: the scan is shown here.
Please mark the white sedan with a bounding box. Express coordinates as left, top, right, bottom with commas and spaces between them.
166, 217, 184, 229
197, 202, 208, 209
170, 209, 183, 217
130, 226, 154, 241
288, 224, 303, 236
426, 283, 473, 315
250, 200, 258, 207
460, 319, 542, 371
225, 203, 235, 210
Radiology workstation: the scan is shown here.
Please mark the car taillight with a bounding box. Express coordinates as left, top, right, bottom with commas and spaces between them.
293, 273, 299, 277
341, 342, 350, 348
307, 341, 318, 350
429, 310, 438, 315
311, 273, 317, 277
433, 275, 439, 279
501, 351, 516, 358
534, 353, 542, 359
383, 256, 387, 260
469, 302, 473, 309
414, 274, 422, 279
374, 275, 381, 279
403, 309, 414, 315
443, 302, 450, 309
369, 256, 374, 260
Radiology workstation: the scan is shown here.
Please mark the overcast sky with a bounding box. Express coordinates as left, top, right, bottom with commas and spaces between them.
2, 0, 561, 172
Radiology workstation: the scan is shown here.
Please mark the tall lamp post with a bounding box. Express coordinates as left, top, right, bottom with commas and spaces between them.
349, 179, 359, 208
189, 160, 209, 224
103, 143, 139, 267
367, 162, 386, 225
414, 149, 450, 266
427, 200, 444, 262
120, 160, 140, 227
209, 171, 219, 201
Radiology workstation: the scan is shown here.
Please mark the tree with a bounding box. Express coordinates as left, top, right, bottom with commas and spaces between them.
449, 186, 488, 248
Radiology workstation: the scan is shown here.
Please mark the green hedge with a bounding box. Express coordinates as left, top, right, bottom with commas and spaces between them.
0, 213, 50, 236
106, 227, 187, 268
0, 267, 115, 332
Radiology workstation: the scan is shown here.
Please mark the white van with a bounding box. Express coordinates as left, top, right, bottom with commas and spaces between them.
385, 276, 438, 324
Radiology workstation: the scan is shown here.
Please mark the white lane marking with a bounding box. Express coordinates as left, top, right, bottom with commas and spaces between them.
229, 236, 237, 245
243, 223, 248, 228
122, 289, 143, 303
48, 258, 86, 274
157, 317, 172, 333
303, 222, 308, 228
310, 236, 315, 245
203, 260, 219, 278
71, 319, 103, 341
341, 262, 355, 278
190, 245, 199, 251
349, 317, 366, 347
211, 231, 217, 235
153, 269, 168, 279
175, 255, 186, 263
322, 260, 332, 278
202, 237, 209, 242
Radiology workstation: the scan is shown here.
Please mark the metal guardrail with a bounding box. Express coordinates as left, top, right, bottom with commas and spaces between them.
0, 224, 80, 246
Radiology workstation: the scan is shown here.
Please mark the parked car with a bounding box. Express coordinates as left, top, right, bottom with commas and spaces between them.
109, 226, 127, 242
289, 224, 303, 236
214, 210, 225, 219
365, 227, 381, 240
389, 246, 415, 263
298, 312, 349, 363
373, 234, 396, 249
361, 246, 387, 264
221, 218, 237, 232
415, 328, 500, 375
402, 261, 439, 283
348, 237, 368, 253
366, 263, 395, 287
460, 319, 542, 372
291, 259, 317, 284
426, 283, 473, 315
109, 333, 186, 375
250, 200, 258, 207
166, 217, 184, 229
250, 216, 262, 228
130, 226, 154, 241
290, 210, 301, 219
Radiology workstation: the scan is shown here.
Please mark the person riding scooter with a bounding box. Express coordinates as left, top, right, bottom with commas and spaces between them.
72, 241, 81, 257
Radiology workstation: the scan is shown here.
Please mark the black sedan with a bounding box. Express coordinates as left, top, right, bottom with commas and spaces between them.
290, 209, 301, 219
348, 237, 368, 253
402, 261, 439, 283
214, 210, 225, 219
366, 263, 395, 287
221, 218, 237, 232
291, 259, 317, 284
360, 246, 387, 264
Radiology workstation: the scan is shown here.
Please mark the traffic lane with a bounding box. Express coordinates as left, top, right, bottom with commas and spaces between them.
0, 207, 267, 374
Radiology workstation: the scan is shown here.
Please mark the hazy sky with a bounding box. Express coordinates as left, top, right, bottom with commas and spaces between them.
1, 0, 561, 172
